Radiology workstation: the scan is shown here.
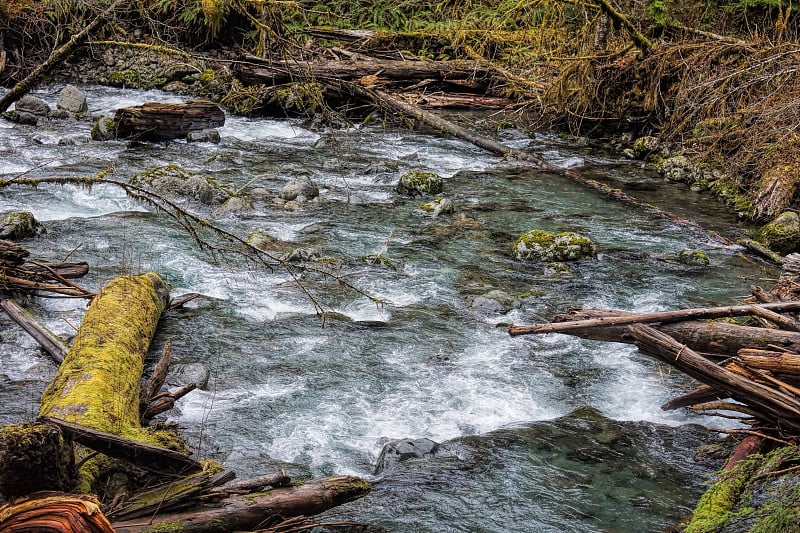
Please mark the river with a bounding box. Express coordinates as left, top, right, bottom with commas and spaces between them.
0, 85, 771, 531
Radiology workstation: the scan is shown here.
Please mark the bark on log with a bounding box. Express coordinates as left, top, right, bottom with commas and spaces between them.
738, 349, 800, 375
113, 100, 225, 141
508, 301, 800, 336
544, 308, 800, 356
0, 492, 115, 533
0, 424, 74, 499
235, 55, 495, 87
628, 324, 800, 431
111, 475, 371, 533
0, 0, 123, 113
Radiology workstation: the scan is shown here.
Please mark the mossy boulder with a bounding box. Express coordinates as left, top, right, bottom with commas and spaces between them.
106, 69, 144, 88
676, 249, 710, 267
91, 116, 116, 141
415, 197, 455, 217
247, 231, 292, 254
130, 164, 234, 205
753, 211, 800, 255
512, 230, 596, 262
396, 171, 444, 197
0, 211, 45, 240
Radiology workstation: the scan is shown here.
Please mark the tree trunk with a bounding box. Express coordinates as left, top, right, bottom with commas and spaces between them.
113, 100, 225, 141
111, 476, 371, 533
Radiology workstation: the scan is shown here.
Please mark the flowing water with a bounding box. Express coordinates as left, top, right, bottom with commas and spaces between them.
0, 85, 773, 531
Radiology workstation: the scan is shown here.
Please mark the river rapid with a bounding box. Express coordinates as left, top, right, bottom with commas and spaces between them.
0, 85, 772, 531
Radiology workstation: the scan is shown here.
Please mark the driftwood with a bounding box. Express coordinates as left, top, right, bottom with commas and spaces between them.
0, 295, 68, 362
113, 100, 225, 141
738, 349, 800, 375
628, 324, 800, 431
0, 492, 115, 533
507, 301, 800, 336
111, 476, 370, 533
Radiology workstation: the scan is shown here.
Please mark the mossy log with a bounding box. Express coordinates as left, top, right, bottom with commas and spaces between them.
111, 475, 371, 533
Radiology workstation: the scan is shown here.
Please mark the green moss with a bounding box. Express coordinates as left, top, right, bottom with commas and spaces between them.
198, 68, 215, 82
754, 211, 800, 255
677, 249, 710, 266
107, 70, 143, 88
396, 171, 444, 196
512, 230, 596, 262
686, 458, 759, 533
142, 521, 184, 533
692, 116, 739, 138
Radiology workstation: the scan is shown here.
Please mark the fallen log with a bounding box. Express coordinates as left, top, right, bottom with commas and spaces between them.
235, 55, 495, 88
111, 476, 371, 533
113, 100, 225, 141
541, 308, 800, 356
738, 349, 800, 375
0, 295, 68, 362
628, 324, 800, 431
0, 492, 115, 533
508, 301, 800, 336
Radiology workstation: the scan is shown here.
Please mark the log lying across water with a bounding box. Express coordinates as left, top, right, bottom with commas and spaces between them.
113, 100, 225, 141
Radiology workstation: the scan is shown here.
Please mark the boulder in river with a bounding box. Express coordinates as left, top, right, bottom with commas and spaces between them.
374, 438, 441, 475
415, 197, 455, 217
15, 95, 51, 117
280, 175, 319, 202
512, 230, 596, 262
130, 164, 234, 205
754, 211, 800, 255
91, 116, 116, 141
396, 170, 444, 197
0, 212, 45, 240
56, 84, 88, 114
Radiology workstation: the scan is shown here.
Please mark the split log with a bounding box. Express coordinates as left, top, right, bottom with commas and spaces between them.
541, 308, 800, 356
113, 100, 225, 141
235, 55, 495, 88
111, 475, 371, 533
627, 324, 800, 431
508, 301, 800, 337
738, 349, 800, 375
0, 492, 115, 533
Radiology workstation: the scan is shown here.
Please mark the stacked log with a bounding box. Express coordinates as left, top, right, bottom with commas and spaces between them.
508, 253, 800, 443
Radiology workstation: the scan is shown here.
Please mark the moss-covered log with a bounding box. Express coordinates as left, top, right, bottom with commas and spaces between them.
39, 272, 170, 440
111, 475, 371, 533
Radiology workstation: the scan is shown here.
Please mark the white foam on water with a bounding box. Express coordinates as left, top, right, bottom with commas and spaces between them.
221, 116, 320, 142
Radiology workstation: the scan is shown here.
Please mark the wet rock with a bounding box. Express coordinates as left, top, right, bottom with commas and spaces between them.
247, 231, 291, 253
285, 247, 320, 263
754, 211, 800, 255
543, 261, 573, 277
280, 175, 319, 202
130, 164, 234, 205
15, 95, 51, 116
187, 129, 221, 143
396, 170, 444, 197
676, 248, 710, 267
470, 289, 519, 313
374, 438, 441, 475
167, 362, 211, 390
91, 116, 116, 141
283, 200, 303, 211
56, 84, 88, 114
512, 230, 596, 262
3, 110, 37, 125
0, 211, 46, 240
629, 135, 661, 159
211, 196, 252, 218
415, 197, 455, 217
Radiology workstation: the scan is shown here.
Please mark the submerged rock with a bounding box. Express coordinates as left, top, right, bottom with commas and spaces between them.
374, 438, 441, 475
512, 230, 596, 262
56, 84, 88, 114
676, 248, 711, 267
415, 197, 455, 217
280, 175, 319, 202
754, 211, 800, 255
0, 211, 45, 240
396, 170, 444, 197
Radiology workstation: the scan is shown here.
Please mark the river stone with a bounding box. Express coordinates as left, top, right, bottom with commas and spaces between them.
187, 129, 221, 143
56, 84, 88, 113
543, 261, 572, 277
415, 197, 455, 217
279, 175, 319, 202
754, 211, 800, 255
396, 170, 444, 197
130, 164, 234, 205
512, 230, 596, 262
374, 438, 440, 475
676, 248, 710, 267
211, 196, 252, 218
3, 110, 37, 125
15, 95, 51, 116
91, 116, 116, 141
167, 362, 211, 390
0, 211, 46, 240
471, 289, 519, 313
247, 231, 290, 253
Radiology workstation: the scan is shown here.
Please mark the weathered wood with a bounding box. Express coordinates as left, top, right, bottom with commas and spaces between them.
661, 384, 723, 410
0, 492, 115, 533
140, 338, 173, 414
508, 301, 800, 336
749, 305, 800, 332
42, 417, 202, 476
113, 100, 225, 141
0, 239, 29, 266
111, 476, 371, 533
212, 471, 292, 494
723, 435, 764, 471
628, 324, 800, 431
738, 349, 800, 375
0, 295, 68, 362
236, 55, 495, 87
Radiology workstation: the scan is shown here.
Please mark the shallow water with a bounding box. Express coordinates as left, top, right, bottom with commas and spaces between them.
0, 85, 771, 531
